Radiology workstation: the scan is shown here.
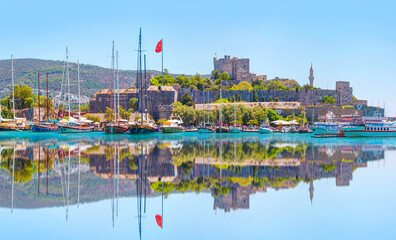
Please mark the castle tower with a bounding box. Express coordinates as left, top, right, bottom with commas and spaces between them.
309, 63, 314, 87
309, 181, 314, 205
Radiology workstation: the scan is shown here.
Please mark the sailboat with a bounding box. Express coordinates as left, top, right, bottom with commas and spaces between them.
259, 110, 272, 134
298, 107, 311, 133
199, 88, 215, 133
59, 51, 94, 133
229, 101, 241, 133
105, 43, 129, 134
31, 73, 59, 132
0, 55, 30, 131
129, 28, 157, 134
215, 89, 229, 133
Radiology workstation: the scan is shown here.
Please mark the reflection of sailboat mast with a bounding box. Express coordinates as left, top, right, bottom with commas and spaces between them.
46, 147, 49, 195
11, 147, 15, 213
77, 144, 80, 208
116, 146, 120, 217
203, 140, 206, 179
66, 146, 70, 221
144, 147, 147, 213
38, 143, 40, 196
112, 145, 116, 227
220, 140, 222, 179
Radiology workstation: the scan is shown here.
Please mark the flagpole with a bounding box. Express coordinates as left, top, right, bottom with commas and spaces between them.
161, 39, 164, 86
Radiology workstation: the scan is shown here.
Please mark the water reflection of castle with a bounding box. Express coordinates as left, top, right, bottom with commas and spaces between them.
0, 137, 391, 212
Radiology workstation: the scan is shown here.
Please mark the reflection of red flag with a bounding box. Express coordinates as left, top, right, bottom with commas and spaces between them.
155, 40, 162, 53
155, 215, 162, 228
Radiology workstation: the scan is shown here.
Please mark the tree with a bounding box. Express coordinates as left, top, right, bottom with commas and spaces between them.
321, 96, 336, 104
180, 92, 195, 107
10, 85, 34, 109
85, 114, 101, 123
230, 81, 253, 91
129, 98, 137, 110
253, 90, 258, 102
118, 106, 130, 120
247, 119, 259, 126
266, 81, 287, 91
105, 107, 114, 122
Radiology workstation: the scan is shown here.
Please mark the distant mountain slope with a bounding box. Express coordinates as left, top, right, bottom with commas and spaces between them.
0, 58, 204, 97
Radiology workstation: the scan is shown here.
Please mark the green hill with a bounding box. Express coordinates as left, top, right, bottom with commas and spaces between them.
0, 58, 165, 97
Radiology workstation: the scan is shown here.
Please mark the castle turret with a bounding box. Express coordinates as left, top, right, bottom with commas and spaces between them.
309, 63, 314, 87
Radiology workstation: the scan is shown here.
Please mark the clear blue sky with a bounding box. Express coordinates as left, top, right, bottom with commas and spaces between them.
1, 0, 395, 114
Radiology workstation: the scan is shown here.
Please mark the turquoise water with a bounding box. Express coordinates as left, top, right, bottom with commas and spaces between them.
0, 132, 395, 239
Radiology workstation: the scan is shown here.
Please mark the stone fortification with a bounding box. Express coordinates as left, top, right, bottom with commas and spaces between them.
213, 55, 252, 81
178, 81, 352, 106
89, 85, 177, 120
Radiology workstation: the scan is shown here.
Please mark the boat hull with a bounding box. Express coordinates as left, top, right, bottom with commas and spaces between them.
31, 124, 59, 132
0, 123, 30, 132
230, 128, 242, 133
162, 127, 185, 134
128, 124, 157, 134
216, 127, 230, 133
312, 127, 339, 135
344, 130, 396, 137
104, 125, 128, 134
60, 125, 94, 133
259, 128, 272, 134
198, 127, 215, 133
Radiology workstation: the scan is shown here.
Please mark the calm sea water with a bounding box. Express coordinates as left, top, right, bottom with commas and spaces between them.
0, 132, 395, 240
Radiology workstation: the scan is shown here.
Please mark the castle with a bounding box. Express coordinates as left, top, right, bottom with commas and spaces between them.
213, 55, 254, 81
88, 55, 384, 121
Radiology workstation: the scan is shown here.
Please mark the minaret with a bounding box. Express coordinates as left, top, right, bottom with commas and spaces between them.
309, 63, 314, 87
309, 180, 314, 205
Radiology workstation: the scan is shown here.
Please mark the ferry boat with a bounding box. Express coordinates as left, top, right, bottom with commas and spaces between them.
342, 121, 396, 137
311, 122, 342, 135
162, 117, 185, 134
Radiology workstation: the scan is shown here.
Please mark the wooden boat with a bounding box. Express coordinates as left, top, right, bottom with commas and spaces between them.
128, 123, 157, 134
242, 127, 259, 133
31, 72, 59, 133
60, 122, 94, 133
216, 126, 230, 133
0, 56, 30, 132
31, 122, 59, 132
104, 122, 129, 134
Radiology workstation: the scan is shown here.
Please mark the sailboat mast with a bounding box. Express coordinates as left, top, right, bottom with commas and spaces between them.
234, 101, 236, 127
38, 72, 40, 123
46, 73, 49, 121
116, 51, 120, 120
112, 41, 116, 122
220, 89, 222, 128
66, 47, 70, 120
139, 29, 143, 124
144, 55, 147, 121
77, 60, 81, 122
203, 87, 205, 126
11, 55, 15, 121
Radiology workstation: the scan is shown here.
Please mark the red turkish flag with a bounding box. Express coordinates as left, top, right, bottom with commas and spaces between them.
155, 40, 162, 53
155, 215, 162, 228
